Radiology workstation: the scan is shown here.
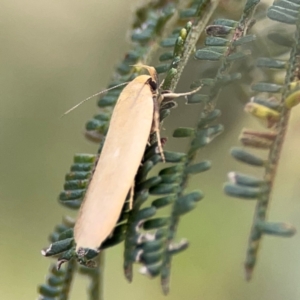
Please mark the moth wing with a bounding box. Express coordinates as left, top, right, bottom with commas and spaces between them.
75, 75, 154, 250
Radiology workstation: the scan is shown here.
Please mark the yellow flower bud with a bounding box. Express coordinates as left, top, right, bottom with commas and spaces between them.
285, 82, 300, 109
245, 102, 280, 128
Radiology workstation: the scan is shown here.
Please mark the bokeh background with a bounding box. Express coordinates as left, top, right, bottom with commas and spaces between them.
1, 0, 300, 299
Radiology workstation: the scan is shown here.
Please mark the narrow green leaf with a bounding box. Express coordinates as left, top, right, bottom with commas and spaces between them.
224, 183, 262, 199
243, 0, 260, 14
98, 95, 117, 107
256, 57, 287, 69
175, 198, 196, 215
168, 240, 189, 255
231, 147, 265, 166
63, 179, 88, 190
175, 194, 201, 215
160, 173, 182, 184
206, 25, 233, 36
257, 221, 296, 237
94, 113, 110, 121
226, 51, 251, 61
131, 28, 153, 43
152, 195, 175, 208
159, 52, 173, 61
179, 8, 197, 19
173, 127, 195, 138
101, 231, 126, 249
251, 96, 280, 110
251, 82, 283, 93
39, 284, 60, 297
198, 109, 221, 127
267, 29, 294, 47
156, 64, 169, 74
140, 240, 164, 252
232, 35, 256, 46
213, 18, 238, 27
71, 163, 94, 172
85, 119, 107, 131
73, 154, 97, 163
141, 250, 163, 264
164, 151, 187, 163
42, 238, 74, 257
48, 275, 64, 286
59, 199, 82, 209
133, 190, 149, 207
143, 218, 169, 230
187, 93, 209, 104
267, 7, 297, 24
160, 38, 177, 47
136, 160, 154, 182
195, 49, 223, 61
276, 0, 300, 10
149, 183, 180, 195
205, 36, 229, 46
218, 73, 241, 84
59, 190, 85, 201
140, 262, 162, 278
160, 108, 171, 121
206, 46, 227, 53
185, 161, 211, 174
65, 171, 91, 180
57, 228, 74, 241
134, 207, 157, 222
159, 164, 184, 175
137, 176, 162, 191
228, 172, 265, 187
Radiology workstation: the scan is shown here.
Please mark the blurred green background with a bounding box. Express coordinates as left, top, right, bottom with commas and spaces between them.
1, 0, 300, 299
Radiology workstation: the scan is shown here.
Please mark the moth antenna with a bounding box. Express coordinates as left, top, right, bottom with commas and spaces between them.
61, 82, 129, 117
161, 84, 203, 100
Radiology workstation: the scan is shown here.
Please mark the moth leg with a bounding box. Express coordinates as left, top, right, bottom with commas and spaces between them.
129, 182, 135, 210
161, 84, 203, 101
158, 78, 165, 90
152, 96, 165, 162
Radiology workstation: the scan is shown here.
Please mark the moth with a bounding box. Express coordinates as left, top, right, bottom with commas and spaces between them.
58, 65, 201, 266
74, 65, 162, 259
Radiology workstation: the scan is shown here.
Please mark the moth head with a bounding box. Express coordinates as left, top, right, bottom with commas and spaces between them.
131, 64, 158, 86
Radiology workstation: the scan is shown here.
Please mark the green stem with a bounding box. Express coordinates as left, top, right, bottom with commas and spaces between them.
169, 0, 221, 91
87, 252, 105, 300
59, 259, 77, 300
244, 17, 300, 280
160, 1, 222, 295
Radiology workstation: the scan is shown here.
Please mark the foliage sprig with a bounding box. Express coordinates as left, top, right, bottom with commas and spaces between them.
224, 0, 300, 280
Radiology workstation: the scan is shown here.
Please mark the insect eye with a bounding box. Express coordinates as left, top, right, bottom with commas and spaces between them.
148, 78, 157, 91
